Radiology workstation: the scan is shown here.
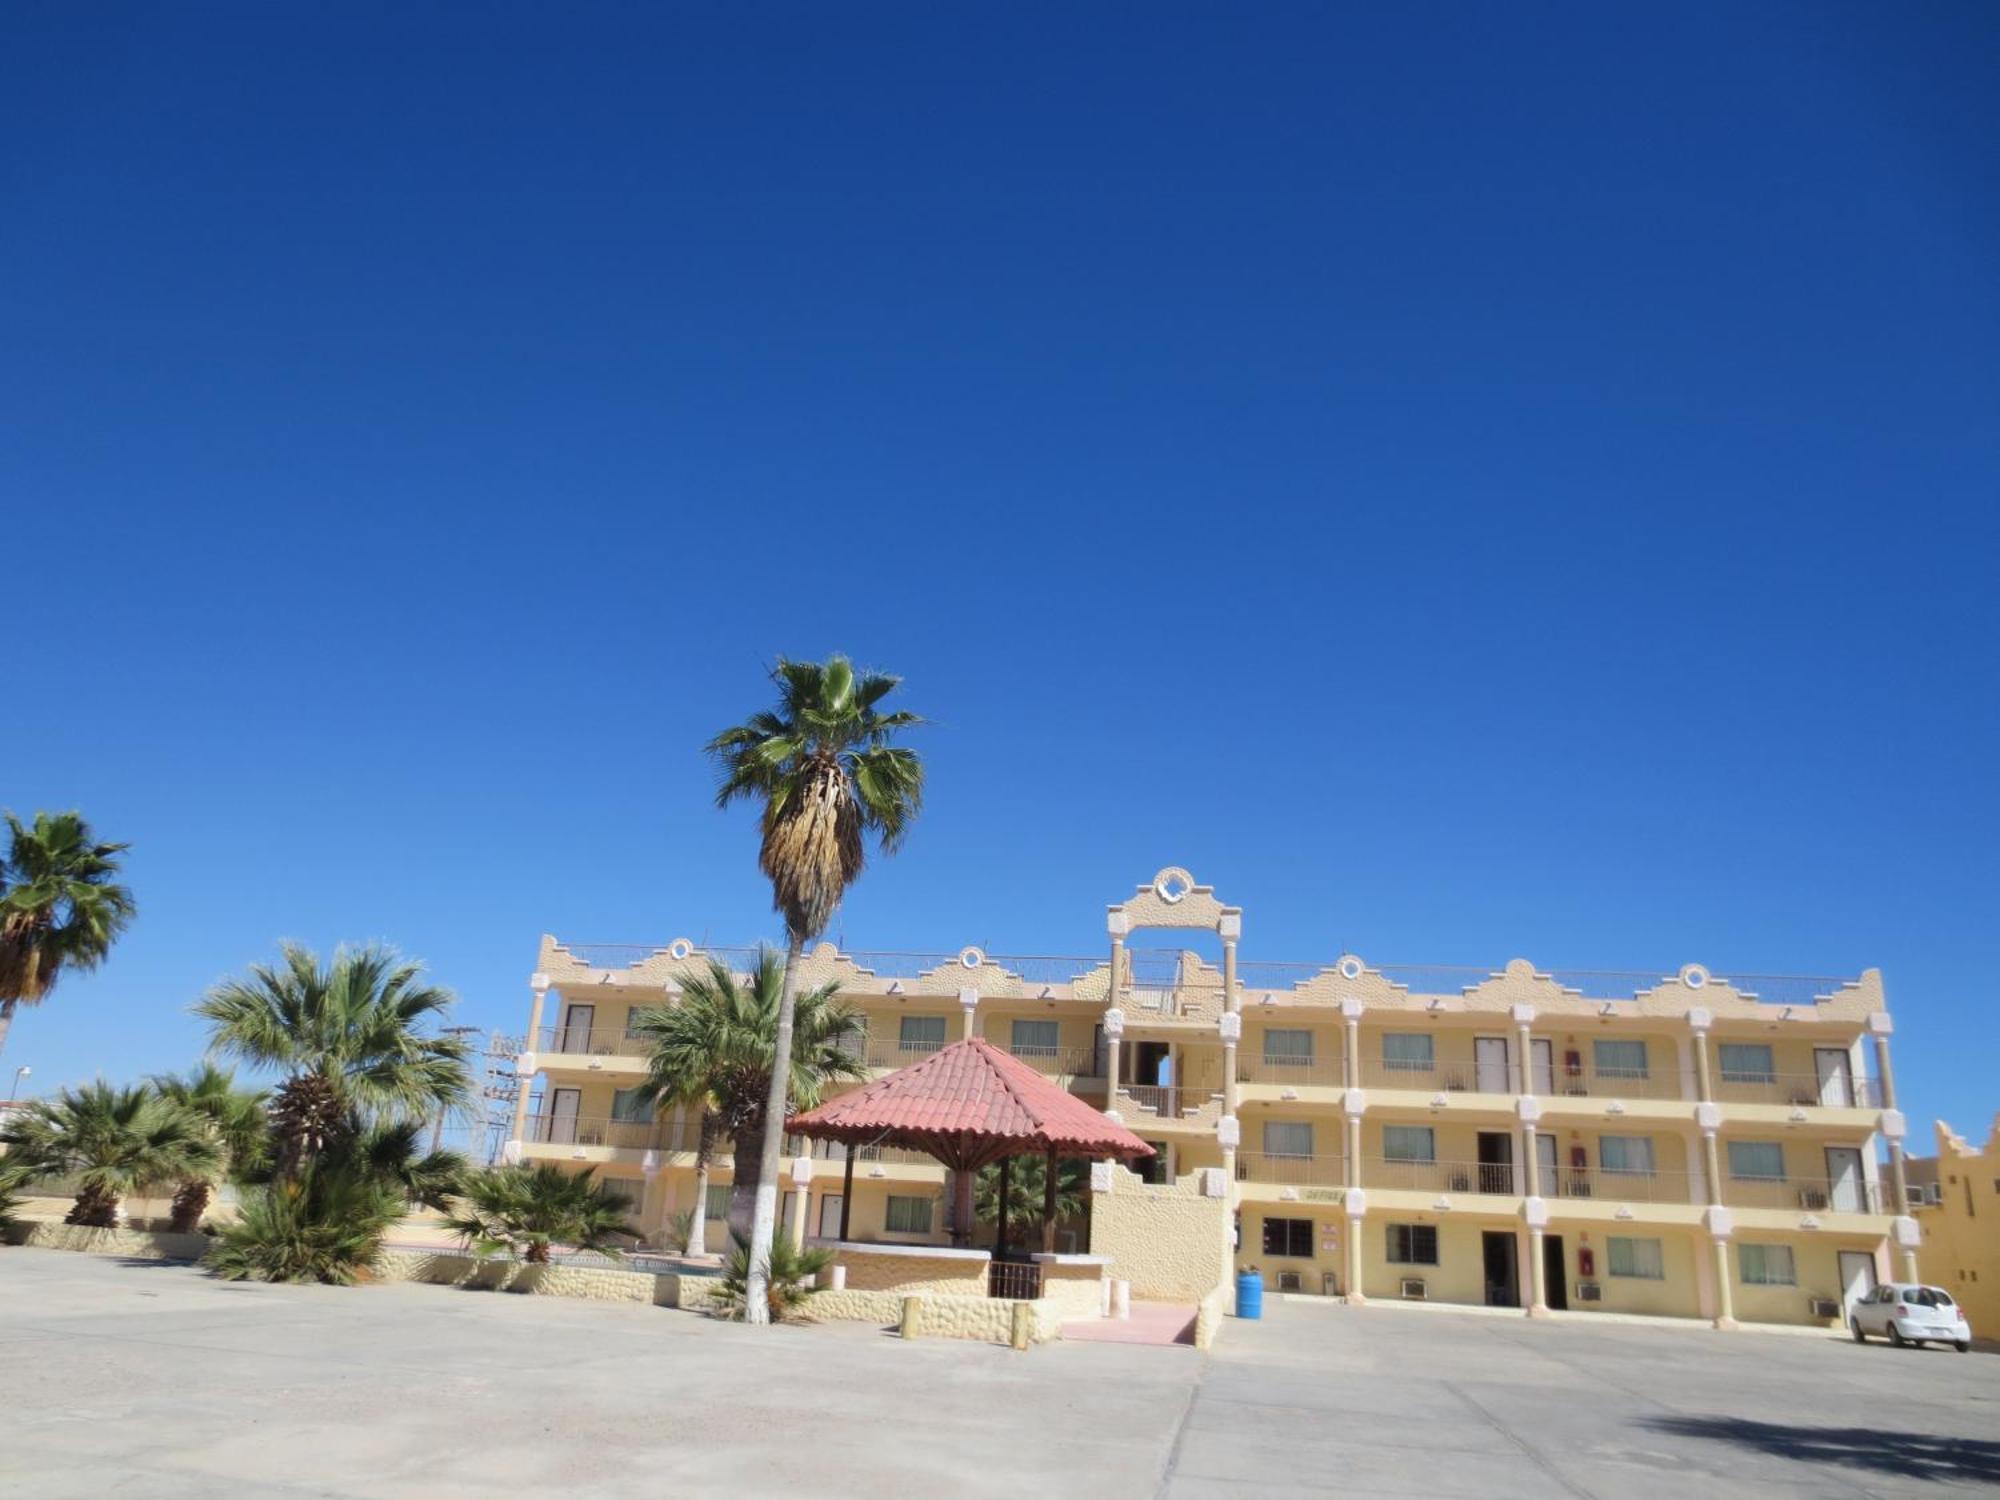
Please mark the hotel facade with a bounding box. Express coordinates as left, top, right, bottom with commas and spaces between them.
507, 867, 1919, 1329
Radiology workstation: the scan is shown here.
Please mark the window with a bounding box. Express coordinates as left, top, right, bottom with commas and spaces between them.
705, 1184, 729, 1220
885, 1196, 933, 1234
1717, 1043, 1775, 1082
1386, 1224, 1439, 1265
609, 1088, 652, 1124
1608, 1237, 1665, 1279
1262, 1121, 1314, 1160
1263, 1029, 1315, 1067
1262, 1217, 1313, 1257
1383, 1125, 1436, 1163
1599, 1136, 1656, 1175
1592, 1039, 1648, 1079
1383, 1033, 1434, 1072
1010, 1019, 1060, 1056
1727, 1141, 1787, 1181
1739, 1243, 1796, 1286
899, 1015, 947, 1052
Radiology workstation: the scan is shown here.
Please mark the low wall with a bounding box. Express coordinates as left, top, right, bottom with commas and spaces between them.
1193, 1278, 1231, 1350
5, 1221, 213, 1259
819, 1241, 991, 1296
900, 1293, 1060, 1347
372, 1250, 685, 1305
1033, 1253, 1111, 1321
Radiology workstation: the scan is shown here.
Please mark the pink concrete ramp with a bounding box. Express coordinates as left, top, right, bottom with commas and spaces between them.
1061, 1301, 1197, 1347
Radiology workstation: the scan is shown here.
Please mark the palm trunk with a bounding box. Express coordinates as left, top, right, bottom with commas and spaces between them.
168, 1179, 213, 1234
686, 1111, 718, 1256
0, 996, 16, 1066
727, 1122, 763, 1244
67, 1182, 120, 1229
743, 929, 805, 1326
526, 1240, 551, 1265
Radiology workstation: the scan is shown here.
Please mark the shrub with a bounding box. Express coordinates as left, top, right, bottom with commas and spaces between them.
204, 1168, 403, 1285
444, 1164, 634, 1264
711, 1229, 835, 1323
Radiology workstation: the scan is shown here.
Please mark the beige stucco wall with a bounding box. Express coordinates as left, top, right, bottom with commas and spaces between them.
5, 1221, 212, 1260
1915, 1117, 2000, 1332
1089, 1166, 1232, 1302
831, 1248, 989, 1296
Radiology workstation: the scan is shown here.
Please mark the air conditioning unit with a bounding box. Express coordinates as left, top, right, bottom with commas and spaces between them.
1322, 1271, 1342, 1298
1906, 1186, 1928, 1208
1278, 1271, 1303, 1293
1809, 1297, 1841, 1319
1400, 1277, 1428, 1300
1578, 1282, 1602, 1302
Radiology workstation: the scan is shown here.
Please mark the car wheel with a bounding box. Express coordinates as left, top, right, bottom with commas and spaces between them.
1851, 1319, 1866, 1343
1888, 1324, 1907, 1347
1955, 1340, 1971, 1353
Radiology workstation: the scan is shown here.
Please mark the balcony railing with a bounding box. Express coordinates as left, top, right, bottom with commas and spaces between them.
1712, 1073, 1881, 1109
1368, 1157, 1522, 1196
523, 1113, 661, 1151
1005, 1044, 1104, 1078
865, 1041, 947, 1071
1117, 1085, 1222, 1121
1545, 1065, 1686, 1101
535, 1026, 651, 1059
1543, 1166, 1698, 1205
1235, 1151, 1347, 1189
785, 1137, 939, 1169
1725, 1176, 1883, 1214
1357, 1059, 1487, 1094
1237, 1057, 1346, 1088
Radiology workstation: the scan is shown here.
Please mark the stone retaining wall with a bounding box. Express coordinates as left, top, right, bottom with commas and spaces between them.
4, 1222, 211, 1260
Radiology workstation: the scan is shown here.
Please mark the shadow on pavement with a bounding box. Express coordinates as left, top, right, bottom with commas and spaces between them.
1643, 1416, 2000, 1486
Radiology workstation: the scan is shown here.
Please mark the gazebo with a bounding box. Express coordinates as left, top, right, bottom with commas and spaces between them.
786, 1036, 1154, 1253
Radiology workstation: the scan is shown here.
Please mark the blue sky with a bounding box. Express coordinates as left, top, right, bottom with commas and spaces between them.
4, 6, 1996, 1137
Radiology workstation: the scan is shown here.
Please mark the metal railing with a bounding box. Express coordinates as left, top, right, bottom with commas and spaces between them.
865, 1041, 947, 1070
1367, 1157, 1521, 1196
786, 1137, 938, 1169
1712, 1073, 1881, 1109
987, 1260, 1044, 1300
1117, 1085, 1222, 1121
1544, 1167, 1698, 1205
535, 1026, 651, 1058
1235, 1152, 1347, 1189
1236, 1056, 1345, 1088
1357, 1059, 1486, 1094
1547, 1065, 1686, 1102
522, 1113, 662, 1151
1725, 1176, 1883, 1214
1005, 1044, 1104, 1078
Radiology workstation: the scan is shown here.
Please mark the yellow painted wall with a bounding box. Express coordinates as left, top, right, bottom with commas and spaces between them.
1089, 1165, 1232, 1302
1727, 1233, 1879, 1326
1915, 1117, 2000, 1332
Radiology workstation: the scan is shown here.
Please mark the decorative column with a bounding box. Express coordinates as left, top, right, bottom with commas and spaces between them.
1519, 1082, 1549, 1318
1220, 917, 1241, 1120
1707, 1205, 1738, 1330
1512, 1004, 1535, 1096
1106, 920, 1127, 1104
1871, 1013, 1921, 1281
1340, 1000, 1364, 1185
1690, 1009, 1715, 1104
787, 1155, 812, 1250
508, 972, 551, 1150
1696, 1014, 1737, 1331
1102, 1007, 1125, 1123
1218, 1012, 1242, 1181
1345, 1189, 1367, 1305
958, 986, 979, 1042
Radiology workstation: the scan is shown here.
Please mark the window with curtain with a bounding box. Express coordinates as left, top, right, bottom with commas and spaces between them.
1261, 1217, 1313, 1257
1386, 1224, 1439, 1265
1382, 1033, 1434, 1072
1383, 1125, 1435, 1163
1739, 1243, 1796, 1285
1717, 1043, 1775, 1082
1010, 1019, 1060, 1056
609, 1088, 652, 1124
1598, 1136, 1656, 1175
705, 1184, 729, 1220
1263, 1029, 1314, 1067
1727, 1141, 1787, 1180
1262, 1121, 1314, 1160
1608, 1237, 1665, 1279
885, 1196, 933, 1234
899, 1015, 947, 1052
1592, 1039, 1648, 1078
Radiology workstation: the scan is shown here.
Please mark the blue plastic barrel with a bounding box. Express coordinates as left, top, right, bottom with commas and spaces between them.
1236, 1270, 1264, 1319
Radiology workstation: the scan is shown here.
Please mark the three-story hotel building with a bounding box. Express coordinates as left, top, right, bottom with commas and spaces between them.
507, 868, 1919, 1329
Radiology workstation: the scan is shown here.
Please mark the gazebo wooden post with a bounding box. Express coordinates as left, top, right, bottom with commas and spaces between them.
1041, 1145, 1059, 1254
839, 1145, 855, 1241
952, 1162, 976, 1248
996, 1156, 1011, 1256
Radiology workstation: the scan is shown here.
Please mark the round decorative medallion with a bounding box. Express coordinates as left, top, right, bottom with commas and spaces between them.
1337, 955, 1365, 982
1153, 867, 1194, 904
1680, 963, 1709, 990
959, 946, 985, 970
667, 938, 694, 961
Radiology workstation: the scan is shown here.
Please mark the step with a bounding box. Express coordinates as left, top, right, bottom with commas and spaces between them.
1061, 1300, 1197, 1346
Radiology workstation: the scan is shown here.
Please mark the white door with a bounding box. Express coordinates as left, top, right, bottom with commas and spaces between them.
1838, 1249, 1877, 1307
1825, 1146, 1865, 1212
547, 1087, 581, 1145
1536, 1134, 1560, 1196
818, 1194, 844, 1239
1815, 1048, 1854, 1108
559, 1003, 595, 1052
1531, 1039, 1555, 1095
1475, 1037, 1511, 1094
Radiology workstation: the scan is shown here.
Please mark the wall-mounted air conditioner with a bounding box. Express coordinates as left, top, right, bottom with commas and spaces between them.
1906, 1186, 1927, 1208
1578, 1282, 1602, 1302
1809, 1297, 1841, 1319
1277, 1271, 1303, 1292
1400, 1277, 1428, 1300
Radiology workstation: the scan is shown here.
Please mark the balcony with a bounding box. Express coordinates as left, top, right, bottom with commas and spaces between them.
1117, 1085, 1224, 1126
1543, 1166, 1699, 1205
1712, 1072, 1882, 1109
521, 1113, 662, 1152
865, 1041, 946, 1071
1237, 1057, 1345, 1089
1725, 1175, 1884, 1214
1005, 1044, 1105, 1079
1368, 1157, 1523, 1196
786, 1137, 941, 1170
534, 1026, 650, 1060
1235, 1151, 1347, 1189
1543, 1066, 1686, 1102
1358, 1059, 1493, 1095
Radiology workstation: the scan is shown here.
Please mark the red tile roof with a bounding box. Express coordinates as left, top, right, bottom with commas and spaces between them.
787, 1037, 1154, 1169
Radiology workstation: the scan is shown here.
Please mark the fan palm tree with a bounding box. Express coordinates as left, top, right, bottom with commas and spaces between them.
975, 1155, 1088, 1241
445, 1163, 635, 1264
149, 1065, 270, 1232
193, 942, 472, 1178
3, 1081, 221, 1228
0, 811, 137, 1063
705, 654, 923, 1322
628, 951, 867, 1245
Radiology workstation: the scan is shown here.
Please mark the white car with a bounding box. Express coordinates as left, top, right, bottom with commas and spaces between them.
1850, 1282, 1972, 1351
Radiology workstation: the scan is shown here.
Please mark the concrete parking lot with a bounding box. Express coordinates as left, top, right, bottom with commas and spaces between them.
3, 1249, 1995, 1498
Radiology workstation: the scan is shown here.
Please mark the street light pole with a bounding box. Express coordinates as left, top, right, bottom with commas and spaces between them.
8, 1064, 28, 1100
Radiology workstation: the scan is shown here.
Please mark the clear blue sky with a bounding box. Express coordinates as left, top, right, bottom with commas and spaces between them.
5, 6, 1996, 1137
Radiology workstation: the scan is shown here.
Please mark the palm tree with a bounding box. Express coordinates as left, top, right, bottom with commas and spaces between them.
0, 811, 137, 1063
706, 654, 923, 1322
712, 1228, 836, 1323
628, 951, 867, 1246
194, 942, 473, 1178
149, 1065, 270, 1232
3, 1081, 221, 1228
975, 1155, 1088, 1242
445, 1163, 635, 1264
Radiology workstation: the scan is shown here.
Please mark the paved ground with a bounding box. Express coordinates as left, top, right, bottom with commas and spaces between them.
3, 1250, 1996, 1498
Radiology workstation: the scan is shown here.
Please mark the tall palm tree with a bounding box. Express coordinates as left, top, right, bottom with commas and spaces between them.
149, 1064, 270, 1232
194, 942, 473, 1178
706, 654, 923, 1322
3, 1081, 221, 1228
628, 951, 868, 1248
0, 811, 137, 1063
